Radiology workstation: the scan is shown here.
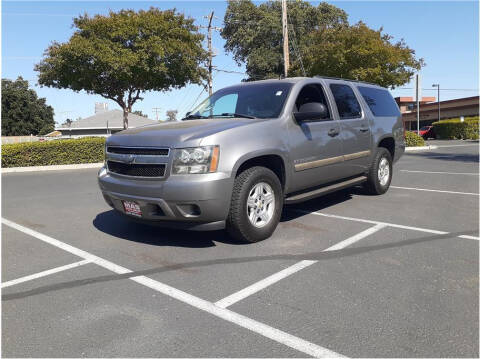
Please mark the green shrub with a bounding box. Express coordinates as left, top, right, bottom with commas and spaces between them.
404, 131, 425, 147
432, 116, 479, 140
1, 137, 105, 168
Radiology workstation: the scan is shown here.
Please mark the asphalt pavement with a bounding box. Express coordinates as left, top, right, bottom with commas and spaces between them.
2, 140, 478, 357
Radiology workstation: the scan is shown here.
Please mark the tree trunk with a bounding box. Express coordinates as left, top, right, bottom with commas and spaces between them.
123, 108, 128, 130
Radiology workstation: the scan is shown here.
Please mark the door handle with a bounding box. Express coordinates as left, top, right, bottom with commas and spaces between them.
359, 127, 370, 132
328, 128, 340, 137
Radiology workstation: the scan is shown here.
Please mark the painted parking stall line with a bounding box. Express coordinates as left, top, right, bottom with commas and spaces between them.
1, 218, 344, 358
216, 224, 386, 309
299, 211, 479, 241
400, 170, 479, 176
390, 186, 480, 196
1, 259, 91, 289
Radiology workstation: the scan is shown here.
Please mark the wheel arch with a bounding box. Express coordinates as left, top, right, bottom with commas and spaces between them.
232, 151, 289, 192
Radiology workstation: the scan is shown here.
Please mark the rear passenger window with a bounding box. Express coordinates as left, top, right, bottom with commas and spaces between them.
329, 84, 362, 119
358, 86, 401, 117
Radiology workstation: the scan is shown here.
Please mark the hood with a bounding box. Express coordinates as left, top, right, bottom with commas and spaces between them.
107, 118, 259, 147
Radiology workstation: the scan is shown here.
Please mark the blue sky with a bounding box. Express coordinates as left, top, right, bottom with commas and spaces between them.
2, 1, 478, 124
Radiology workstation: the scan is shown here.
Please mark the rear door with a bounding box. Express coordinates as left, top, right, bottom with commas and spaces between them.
327, 81, 372, 176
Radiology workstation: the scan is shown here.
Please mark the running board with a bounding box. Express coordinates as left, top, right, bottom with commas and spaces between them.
285, 176, 367, 204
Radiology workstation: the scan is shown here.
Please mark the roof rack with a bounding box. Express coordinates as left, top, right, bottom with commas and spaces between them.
313, 75, 380, 87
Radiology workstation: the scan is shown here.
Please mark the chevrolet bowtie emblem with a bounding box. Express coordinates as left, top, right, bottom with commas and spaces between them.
126, 154, 135, 164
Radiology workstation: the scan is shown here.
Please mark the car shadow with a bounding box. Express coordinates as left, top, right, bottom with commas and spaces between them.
93, 187, 360, 247
93, 211, 232, 248
405, 151, 479, 163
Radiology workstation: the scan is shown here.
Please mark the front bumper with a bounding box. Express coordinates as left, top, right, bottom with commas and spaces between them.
98, 167, 234, 231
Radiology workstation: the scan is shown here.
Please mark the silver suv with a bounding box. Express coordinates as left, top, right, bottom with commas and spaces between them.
98, 76, 405, 242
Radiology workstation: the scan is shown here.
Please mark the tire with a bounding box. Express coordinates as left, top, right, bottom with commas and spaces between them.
226, 166, 283, 243
364, 147, 392, 195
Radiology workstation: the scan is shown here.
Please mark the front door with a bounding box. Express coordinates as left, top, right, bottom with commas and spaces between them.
327, 82, 372, 176
287, 82, 347, 192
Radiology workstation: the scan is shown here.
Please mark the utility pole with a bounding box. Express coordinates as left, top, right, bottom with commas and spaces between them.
281, 0, 289, 78
415, 74, 421, 132
152, 107, 162, 122
200, 12, 221, 95
206, 11, 214, 96
432, 84, 440, 121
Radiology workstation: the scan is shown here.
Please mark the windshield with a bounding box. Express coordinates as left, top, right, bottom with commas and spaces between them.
186, 82, 293, 119
420, 126, 430, 130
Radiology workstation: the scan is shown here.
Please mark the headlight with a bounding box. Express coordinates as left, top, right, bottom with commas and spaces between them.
172, 146, 219, 174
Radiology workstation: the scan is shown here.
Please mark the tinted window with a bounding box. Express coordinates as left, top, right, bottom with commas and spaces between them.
330, 84, 362, 119
295, 84, 330, 119
358, 86, 400, 117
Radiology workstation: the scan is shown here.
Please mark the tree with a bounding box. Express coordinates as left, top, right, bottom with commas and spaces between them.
132, 110, 147, 117
165, 109, 178, 122
292, 22, 424, 88
35, 8, 207, 129
62, 118, 73, 127
222, 1, 423, 87
1, 77, 55, 136
222, 0, 348, 80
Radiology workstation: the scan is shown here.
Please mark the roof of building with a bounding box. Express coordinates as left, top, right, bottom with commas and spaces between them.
57, 110, 156, 130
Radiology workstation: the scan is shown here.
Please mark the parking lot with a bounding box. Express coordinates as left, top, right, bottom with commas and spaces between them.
2, 140, 479, 357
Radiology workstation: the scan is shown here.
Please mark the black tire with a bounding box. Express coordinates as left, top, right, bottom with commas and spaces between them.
364, 147, 393, 195
226, 166, 283, 243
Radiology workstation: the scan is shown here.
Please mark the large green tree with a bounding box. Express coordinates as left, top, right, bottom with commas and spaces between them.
292, 22, 424, 87
222, 0, 348, 80
1, 77, 55, 136
35, 8, 207, 129
222, 0, 423, 87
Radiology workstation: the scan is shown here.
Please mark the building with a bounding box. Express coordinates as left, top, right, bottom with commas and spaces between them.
56, 110, 157, 138
395, 96, 479, 130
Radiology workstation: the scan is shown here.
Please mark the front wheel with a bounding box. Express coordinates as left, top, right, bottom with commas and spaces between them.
364, 148, 392, 195
226, 166, 283, 243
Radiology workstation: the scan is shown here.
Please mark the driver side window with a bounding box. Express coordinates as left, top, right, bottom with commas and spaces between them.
295, 84, 331, 120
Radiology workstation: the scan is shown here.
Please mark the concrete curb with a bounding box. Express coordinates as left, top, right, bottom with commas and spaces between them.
405, 145, 439, 152
2, 163, 104, 173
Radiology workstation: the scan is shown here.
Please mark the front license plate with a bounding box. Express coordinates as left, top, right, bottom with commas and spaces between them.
122, 201, 142, 217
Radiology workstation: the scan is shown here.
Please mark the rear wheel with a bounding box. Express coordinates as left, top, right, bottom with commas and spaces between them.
226, 166, 283, 243
364, 147, 392, 195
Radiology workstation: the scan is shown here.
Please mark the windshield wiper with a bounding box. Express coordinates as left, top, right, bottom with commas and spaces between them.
213, 113, 257, 119
181, 114, 209, 121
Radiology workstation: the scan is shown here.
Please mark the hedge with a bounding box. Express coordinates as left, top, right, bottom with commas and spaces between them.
1, 137, 105, 168
404, 131, 425, 147
432, 116, 479, 140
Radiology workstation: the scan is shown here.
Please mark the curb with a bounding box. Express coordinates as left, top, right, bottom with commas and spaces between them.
2, 163, 104, 173
405, 145, 438, 152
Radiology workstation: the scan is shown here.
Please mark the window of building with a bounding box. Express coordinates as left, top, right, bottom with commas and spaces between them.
357, 86, 401, 117
329, 84, 362, 119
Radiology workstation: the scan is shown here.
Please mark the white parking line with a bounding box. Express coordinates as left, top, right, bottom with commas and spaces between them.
400, 170, 479, 176
458, 235, 480, 241
390, 185, 479, 196
215, 224, 386, 309
300, 211, 480, 241
1, 218, 343, 358
1, 259, 91, 289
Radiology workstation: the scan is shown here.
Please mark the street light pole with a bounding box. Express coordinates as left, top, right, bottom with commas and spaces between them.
432, 84, 440, 121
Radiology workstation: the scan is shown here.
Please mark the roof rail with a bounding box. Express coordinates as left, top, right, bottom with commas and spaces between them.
313, 75, 380, 87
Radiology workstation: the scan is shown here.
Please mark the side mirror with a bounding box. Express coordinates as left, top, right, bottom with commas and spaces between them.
294, 102, 329, 122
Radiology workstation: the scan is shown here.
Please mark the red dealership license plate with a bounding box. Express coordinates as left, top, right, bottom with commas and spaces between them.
122, 201, 142, 217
